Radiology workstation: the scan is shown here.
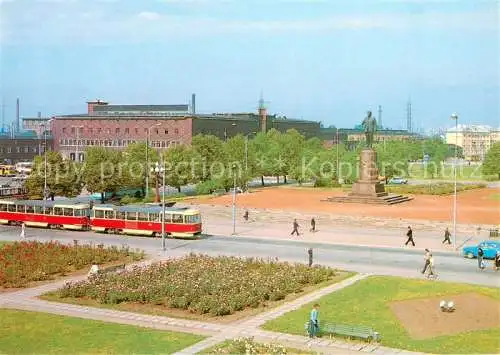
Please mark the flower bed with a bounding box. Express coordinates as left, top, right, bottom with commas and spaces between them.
56, 254, 338, 317
0, 241, 143, 288
385, 183, 486, 195
201, 337, 313, 354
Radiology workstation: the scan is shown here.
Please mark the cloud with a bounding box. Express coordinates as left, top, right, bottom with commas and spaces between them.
1, 3, 497, 45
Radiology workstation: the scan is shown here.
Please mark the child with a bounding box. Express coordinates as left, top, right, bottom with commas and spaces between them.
308, 304, 320, 338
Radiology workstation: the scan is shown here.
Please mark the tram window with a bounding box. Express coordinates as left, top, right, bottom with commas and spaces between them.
25, 205, 35, 214
9, 204, 18, 212
53, 207, 63, 216
43, 207, 52, 215
149, 213, 159, 222
0, 204, 6, 211
74, 209, 88, 217
94, 210, 105, 218
137, 212, 148, 221
164, 214, 172, 223
105, 210, 115, 219
172, 214, 183, 223
126, 212, 137, 220
63, 208, 73, 216
34, 206, 43, 214
185, 214, 201, 224
116, 211, 125, 220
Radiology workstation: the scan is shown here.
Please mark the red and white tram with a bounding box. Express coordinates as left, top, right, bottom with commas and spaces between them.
91, 204, 202, 239
0, 199, 90, 230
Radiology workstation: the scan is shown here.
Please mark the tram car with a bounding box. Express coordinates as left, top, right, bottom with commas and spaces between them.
0, 186, 28, 199
0, 199, 90, 230
91, 204, 202, 239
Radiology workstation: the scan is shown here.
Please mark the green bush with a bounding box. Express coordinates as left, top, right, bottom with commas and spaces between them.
386, 183, 486, 195
314, 177, 341, 188
56, 254, 337, 317
120, 196, 142, 205
196, 180, 224, 195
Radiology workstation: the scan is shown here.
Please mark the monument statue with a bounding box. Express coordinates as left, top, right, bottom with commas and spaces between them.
361, 111, 377, 149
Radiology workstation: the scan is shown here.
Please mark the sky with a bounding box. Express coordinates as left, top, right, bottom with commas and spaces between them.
1, 0, 499, 131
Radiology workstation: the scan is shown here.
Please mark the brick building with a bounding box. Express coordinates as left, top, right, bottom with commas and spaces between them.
0, 131, 53, 164
52, 97, 321, 161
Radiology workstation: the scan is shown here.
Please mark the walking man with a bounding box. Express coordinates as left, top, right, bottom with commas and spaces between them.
308, 248, 313, 267
427, 253, 435, 278
291, 219, 300, 236
308, 304, 320, 338
442, 228, 451, 244
310, 218, 316, 233
243, 210, 249, 222
20, 222, 26, 240
404, 226, 415, 246
421, 249, 431, 274
478, 247, 485, 270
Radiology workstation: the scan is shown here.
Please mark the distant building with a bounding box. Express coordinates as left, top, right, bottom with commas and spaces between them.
446, 124, 500, 161
22, 114, 52, 138
0, 131, 53, 164
320, 126, 417, 149
52, 96, 321, 161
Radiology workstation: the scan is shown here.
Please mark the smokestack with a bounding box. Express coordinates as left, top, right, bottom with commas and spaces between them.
16, 98, 20, 132
37, 111, 41, 118
191, 93, 196, 114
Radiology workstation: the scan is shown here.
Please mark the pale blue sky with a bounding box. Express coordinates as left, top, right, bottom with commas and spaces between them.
1, 0, 498, 131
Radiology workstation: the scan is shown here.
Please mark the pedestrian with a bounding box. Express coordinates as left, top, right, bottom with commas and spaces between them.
291, 219, 300, 236
442, 227, 451, 245
310, 218, 316, 233
243, 210, 249, 222
427, 254, 435, 278
308, 304, 320, 338
494, 251, 500, 271
20, 222, 26, 240
478, 247, 485, 270
404, 226, 415, 246
421, 248, 430, 274
308, 248, 313, 267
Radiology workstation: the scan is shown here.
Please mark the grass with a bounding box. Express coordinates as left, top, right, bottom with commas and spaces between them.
262, 276, 500, 354
199, 339, 316, 354
407, 164, 497, 181
0, 309, 204, 355
0, 241, 12, 249
41, 271, 354, 324
385, 182, 486, 195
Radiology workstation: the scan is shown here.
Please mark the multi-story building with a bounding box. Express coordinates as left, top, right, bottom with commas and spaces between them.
446, 124, 500, 161
22, 115, 52, 138
320, 126, 416, 149
0, 131, 53, 164
51, 97, 321, 161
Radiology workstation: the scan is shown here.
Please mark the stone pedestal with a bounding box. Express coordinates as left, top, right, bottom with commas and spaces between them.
349, 149, 388, 197
323, 148, 412, 205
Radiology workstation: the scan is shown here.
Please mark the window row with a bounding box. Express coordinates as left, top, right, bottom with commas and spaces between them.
58, 139, 180, 148
0, 204, 89, 216
0, 146, 38, 154
93, 210, 200, 223
62, 127, 181, 135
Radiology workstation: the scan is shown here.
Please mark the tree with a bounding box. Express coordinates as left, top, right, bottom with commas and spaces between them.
24, 152, 82, 200
279, 129, 305, 183
192, 134, 226, 182
250, 132, 273, 186
482, 141, 500, 179
163, 145, 200, 192
82, 147, 123, 203
122, 142, 159, 196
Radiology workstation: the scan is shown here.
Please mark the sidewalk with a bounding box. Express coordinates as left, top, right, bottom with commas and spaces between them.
202, 218, 479, 254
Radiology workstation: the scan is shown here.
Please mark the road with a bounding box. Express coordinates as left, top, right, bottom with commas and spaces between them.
1, 225, 497, 287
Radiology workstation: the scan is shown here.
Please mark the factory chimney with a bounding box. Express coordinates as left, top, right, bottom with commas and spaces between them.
191, 93, 196, 114
16, 98, 20, 132
258, 93, 267, 133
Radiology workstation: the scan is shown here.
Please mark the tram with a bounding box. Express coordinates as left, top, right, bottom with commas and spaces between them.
91, 204, 202, 238
0, 199, 90, 230
0, 186, 28, 199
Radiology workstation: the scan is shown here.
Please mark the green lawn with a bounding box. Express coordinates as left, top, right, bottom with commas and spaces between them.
408, 164, 497, 181
262, 276, 500, 354
0, 309, 204, 354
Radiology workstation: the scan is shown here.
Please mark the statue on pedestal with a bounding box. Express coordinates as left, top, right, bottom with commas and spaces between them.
362, 111, 377, 149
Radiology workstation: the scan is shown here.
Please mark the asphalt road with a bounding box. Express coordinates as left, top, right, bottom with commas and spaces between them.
0, 225, 497, 287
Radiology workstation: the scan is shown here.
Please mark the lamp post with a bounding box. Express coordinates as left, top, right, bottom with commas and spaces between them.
72, 125, 84, 162
451, 113, 459, 248
231, 163, 237, 235
152, 161, 166, 252
145, 123, 161, 199
41, 119, 54, 200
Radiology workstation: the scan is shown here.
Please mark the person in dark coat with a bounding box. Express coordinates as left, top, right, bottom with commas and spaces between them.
442, 228, 451, 244
308, 248, 313, 267
310, 218, 316, 232
404, 226, 415, 246
291, 219, 300, 236
478, 247, 485, 270
243, 210, 249, 222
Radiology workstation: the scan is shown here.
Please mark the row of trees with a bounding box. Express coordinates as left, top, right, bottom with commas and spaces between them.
25, 128, 497, 201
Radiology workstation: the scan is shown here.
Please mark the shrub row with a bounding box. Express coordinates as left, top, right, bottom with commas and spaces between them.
57, 254, 337, 316
386, 183, 486, 195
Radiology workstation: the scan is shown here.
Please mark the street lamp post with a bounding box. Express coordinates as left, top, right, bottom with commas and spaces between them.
41, 119, 54, 200
231, 163, 237, 235
152, 161, 166, 252
146, 123, 161, 199
451, 113, 459, 248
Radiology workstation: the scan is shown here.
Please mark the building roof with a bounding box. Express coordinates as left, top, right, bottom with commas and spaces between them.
93, 104, 189, 113
22, 117, 51, 121
447, 124, 498, 133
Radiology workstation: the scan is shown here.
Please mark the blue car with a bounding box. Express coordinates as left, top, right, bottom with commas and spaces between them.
463, 240, 500, 259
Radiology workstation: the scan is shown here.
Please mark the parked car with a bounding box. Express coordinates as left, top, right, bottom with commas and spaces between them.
463, 240, 500, 259
388, 177, 408, 184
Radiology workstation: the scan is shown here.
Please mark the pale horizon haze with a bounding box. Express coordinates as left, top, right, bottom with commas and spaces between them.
1, 0, 499, 131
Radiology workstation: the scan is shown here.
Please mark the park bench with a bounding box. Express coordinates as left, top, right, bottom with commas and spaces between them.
98, 264, 126, 275
304, 322, 380, 342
